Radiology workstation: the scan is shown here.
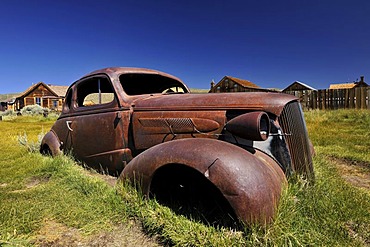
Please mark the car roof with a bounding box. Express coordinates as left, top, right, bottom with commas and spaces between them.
83, 67, 184, 83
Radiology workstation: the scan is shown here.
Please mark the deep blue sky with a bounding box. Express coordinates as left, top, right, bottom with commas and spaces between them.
1, 0, 370, 94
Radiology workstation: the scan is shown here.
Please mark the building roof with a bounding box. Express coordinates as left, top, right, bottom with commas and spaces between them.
225, 76, 260, 88
209, 75, 269, 93
329, 81, 368, 89
48, 85, 68, 97
282, 81, 317, 92
329, 83, 357, 89
329, 76, 368, 89
17, 82, 68, 98
0, 97, 16, 104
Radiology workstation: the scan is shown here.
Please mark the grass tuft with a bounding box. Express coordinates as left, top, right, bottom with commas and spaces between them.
0, 110, 369, 246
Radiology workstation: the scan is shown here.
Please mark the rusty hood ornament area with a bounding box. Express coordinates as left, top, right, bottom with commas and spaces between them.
40, 67, 314, 226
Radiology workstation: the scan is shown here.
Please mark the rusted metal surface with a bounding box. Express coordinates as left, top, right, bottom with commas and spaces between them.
121, 138, 287, 224
41, 67, 314, 225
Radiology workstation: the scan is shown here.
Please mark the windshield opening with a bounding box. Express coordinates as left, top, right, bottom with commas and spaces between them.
119, 73, 188, 95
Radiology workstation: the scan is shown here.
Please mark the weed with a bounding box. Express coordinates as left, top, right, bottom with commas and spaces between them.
1, 111, 369, 246
17, 131, 44, 153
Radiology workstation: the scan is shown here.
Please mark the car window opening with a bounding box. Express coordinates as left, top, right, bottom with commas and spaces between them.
76, 77, 115, 107
120, 74, 188, 95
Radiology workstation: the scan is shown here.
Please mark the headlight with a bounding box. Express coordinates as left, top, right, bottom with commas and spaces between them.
225, 111, 270, 141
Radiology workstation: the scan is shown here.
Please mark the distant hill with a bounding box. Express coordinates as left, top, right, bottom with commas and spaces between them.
0, 93, 19, 101
190, 88, 209, 94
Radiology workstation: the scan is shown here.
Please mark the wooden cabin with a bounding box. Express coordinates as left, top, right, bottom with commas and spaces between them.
282, 81, 317, 93
11, 82, 68, 112
209, 76, 270, 93
329, 76, 368, 89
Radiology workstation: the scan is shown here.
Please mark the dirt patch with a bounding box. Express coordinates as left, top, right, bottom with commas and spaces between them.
329, 157, 370, 190
81, 168, 118, 188
31, 170, 160, 246
345, 220, 370, 246
34, 219, 160, 247
26, 176, 50, 189
11, 176, 50, 193
96, 173, 117, 187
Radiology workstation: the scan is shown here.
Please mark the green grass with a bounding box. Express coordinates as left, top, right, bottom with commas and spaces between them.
0, 118, 127, 245
305, 109, 370, 162
0, 111, 370, 246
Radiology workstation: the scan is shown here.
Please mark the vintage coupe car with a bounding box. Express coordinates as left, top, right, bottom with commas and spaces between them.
40, 67, 314, 225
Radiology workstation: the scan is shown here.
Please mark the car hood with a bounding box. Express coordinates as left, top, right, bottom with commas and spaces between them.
132, 92, 297, 116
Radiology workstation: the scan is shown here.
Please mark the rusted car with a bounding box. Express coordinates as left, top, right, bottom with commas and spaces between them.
40, 67, 314, 225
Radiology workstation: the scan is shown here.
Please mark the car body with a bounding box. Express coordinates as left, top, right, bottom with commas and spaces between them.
41, 67, 314, 225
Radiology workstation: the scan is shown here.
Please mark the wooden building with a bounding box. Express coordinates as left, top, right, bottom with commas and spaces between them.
209, 76, 270, 93
10, 82, 68, 112
0, 101, 8, 111
282, 81, 317, 93
0, 97, 16, 112
329, 76, 368, 89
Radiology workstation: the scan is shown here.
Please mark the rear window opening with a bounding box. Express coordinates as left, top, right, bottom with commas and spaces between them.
120, 74, 188, 95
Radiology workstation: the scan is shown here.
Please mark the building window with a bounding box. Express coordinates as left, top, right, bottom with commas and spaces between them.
35, 97, 41, 106
53, 100, 58, 109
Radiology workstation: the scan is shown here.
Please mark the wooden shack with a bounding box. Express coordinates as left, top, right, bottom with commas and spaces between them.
282, 81, 317, 93
329, 76, 368, 89
11, 82, 68, 112
209, 76, 269, 93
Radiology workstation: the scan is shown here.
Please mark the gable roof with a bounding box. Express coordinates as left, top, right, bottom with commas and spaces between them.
329, 81, 368, 89
329, 83, 357, 89
209, 75, 272, 93
48, 85, 68, 97
17, 82, 68, 98
329, 76, 368, 89
0, 97, 16, 104
282, 81, 317, 92
225, 76, 260, 88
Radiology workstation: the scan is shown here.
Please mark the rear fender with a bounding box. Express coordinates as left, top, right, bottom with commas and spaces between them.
121, 138, 287, 225
40, 130, 62, 156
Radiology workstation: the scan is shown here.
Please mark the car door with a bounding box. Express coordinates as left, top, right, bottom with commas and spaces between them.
67, 75, 129, 174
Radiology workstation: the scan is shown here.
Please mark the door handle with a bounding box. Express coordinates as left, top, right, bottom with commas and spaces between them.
66, 121, 73, 131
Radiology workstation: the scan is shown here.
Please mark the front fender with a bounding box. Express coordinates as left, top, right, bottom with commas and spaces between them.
40, 130, 61, 156
121, 138, 287, 225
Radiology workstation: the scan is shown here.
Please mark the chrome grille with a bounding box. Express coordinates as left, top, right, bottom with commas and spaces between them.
279, 101, 314, 178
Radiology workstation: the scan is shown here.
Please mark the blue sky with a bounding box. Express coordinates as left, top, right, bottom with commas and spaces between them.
1, 0, 370, 94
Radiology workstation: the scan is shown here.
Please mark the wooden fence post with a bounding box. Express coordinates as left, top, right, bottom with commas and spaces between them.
338, 89, 344, 109
360, 87, 367, 109
333, 89, 338, 109
284, 87, 369, 110
355, 88, 361, 109
312, 91, 317, 109
349, 89, 355, 109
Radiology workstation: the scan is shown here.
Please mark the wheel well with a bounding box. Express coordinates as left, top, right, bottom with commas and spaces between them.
149, 163, 239, 228
40, 144, 52, 156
